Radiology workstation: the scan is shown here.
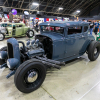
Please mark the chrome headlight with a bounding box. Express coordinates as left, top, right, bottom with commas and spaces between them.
97, 35, 99, 37
7, 58, 19, 70
7, 60, 10, 68
0, 53, 2, 59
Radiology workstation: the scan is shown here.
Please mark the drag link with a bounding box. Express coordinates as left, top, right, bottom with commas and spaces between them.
36, 56, 65, 66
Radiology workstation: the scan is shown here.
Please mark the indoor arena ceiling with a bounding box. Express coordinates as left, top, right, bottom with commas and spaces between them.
0, 0, 100, 17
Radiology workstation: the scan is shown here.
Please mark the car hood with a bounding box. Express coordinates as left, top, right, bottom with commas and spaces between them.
36, 33, 64, 41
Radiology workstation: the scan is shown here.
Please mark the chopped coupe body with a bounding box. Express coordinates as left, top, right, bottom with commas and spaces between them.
37, 21, 95, 61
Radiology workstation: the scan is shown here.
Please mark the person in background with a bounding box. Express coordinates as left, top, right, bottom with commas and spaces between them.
32, 19, 35, 27
26, 20, 29, 26
20, 19, 23, 23
36, 20, 38, 27
82, 19, 85, 22
99, 25, 100, 33
94, 21, 99, 35
99, 21, 100, 33
35, 20, 39, 32
9, 12, 13, 23
38, 20, 41, 25
89, 21, 94, 35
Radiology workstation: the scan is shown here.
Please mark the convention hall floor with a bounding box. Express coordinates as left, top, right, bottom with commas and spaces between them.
0, 33, 100, 100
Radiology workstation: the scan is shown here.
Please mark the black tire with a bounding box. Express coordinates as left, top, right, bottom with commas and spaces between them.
27, 30, 34, 38
14, 59, 46, 93
0, 33, 5, 41
88, 41, 100, 61
0, 46, 7, 65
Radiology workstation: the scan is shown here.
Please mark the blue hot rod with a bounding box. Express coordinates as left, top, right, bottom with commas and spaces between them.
0, 21, 100, 93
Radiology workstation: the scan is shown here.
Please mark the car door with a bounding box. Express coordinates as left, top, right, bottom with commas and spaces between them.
75, 26, 86, 55
65, 26, 78, 58
65, 26, 86, 58
79, 25, 89, 54
16, 24, 24, 36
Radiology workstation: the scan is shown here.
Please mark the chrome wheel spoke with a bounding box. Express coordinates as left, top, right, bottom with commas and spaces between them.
27, 70, 38, 83
29, 31, 33, 37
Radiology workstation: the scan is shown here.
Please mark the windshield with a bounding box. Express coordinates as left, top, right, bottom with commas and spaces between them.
40, 26, 64, 34
7, 24, 12, 27
1, 23, 7, 27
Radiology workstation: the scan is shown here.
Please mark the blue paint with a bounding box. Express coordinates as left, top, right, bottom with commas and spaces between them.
7, 38, 20, 64
38, 21, 95, 62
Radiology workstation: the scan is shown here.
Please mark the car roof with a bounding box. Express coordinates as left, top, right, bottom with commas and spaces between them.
0, 22, 8, 24
39, 21, 89, 27
8, 23, 24, 25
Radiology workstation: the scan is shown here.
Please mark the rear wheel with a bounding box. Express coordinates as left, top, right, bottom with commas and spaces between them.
0, 33, 5, 41
0, 46, 7, 65
88, 41, 100, 61
14, 59, 46, 93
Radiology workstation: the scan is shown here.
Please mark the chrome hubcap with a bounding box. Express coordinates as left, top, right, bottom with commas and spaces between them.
94, 48, 97, 54
0, 34, 3, 40
29, 31, 33, 37
27, 71, 38, 83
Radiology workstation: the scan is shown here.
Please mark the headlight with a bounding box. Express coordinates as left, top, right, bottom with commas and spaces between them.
0, 53, 2, 59
7, 58, 19, 70
97, 35, 99, 37
0, 51, 7, 59
7, 60, 10, 68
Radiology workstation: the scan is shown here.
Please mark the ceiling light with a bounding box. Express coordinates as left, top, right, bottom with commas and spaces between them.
76, 10, 80, 13
32, 3, 39, 6
59, 7, 63, 10
24, 11, 29, 15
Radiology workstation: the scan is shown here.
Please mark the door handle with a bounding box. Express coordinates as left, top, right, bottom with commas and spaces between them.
79, 35, 85, 39
81, 35, 85, 38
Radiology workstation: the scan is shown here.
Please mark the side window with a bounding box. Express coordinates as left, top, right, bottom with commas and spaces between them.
13, 25, 16, 29
55, 27, 64, 34
7, 24, 12, 27
41, 26, 64, 34
1, 24, 4, 27
16, 25, 22, 28
5, 24, 7, 27
68, 26, 82, 35
84, 26, 88, 32
19, 25, 22, 27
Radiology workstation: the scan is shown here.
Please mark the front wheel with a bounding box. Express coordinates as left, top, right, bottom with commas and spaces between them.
14, 59, 46, 93
27, 30, 34, 38
88, 41, 100, 61
0, 33, 5, 41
